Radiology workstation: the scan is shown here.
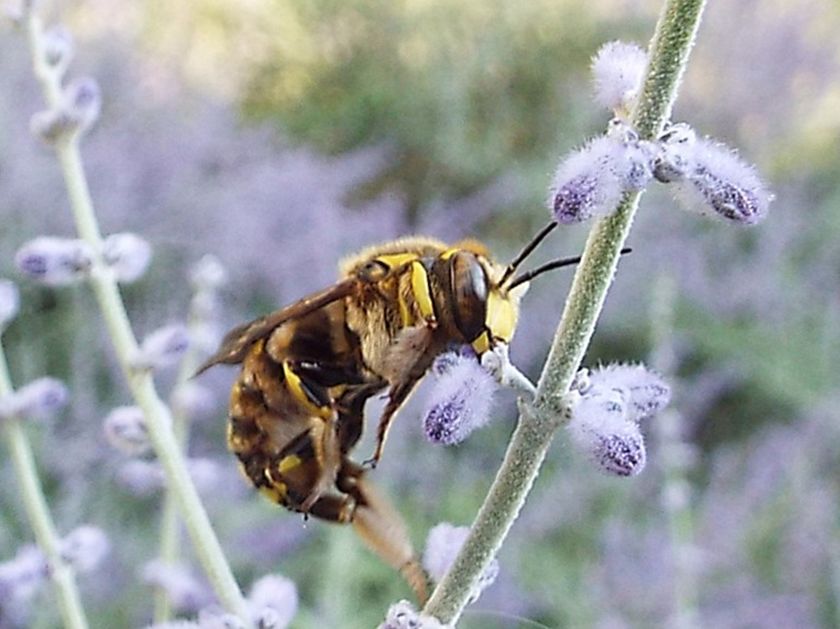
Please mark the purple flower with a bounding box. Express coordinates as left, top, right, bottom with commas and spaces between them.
103, 405, 150, 455
141, 560, 214, 614
567, 385, 647, 477
59, 525, 110, 574
588, 362, 671, 422
379, 600, 447, 629
41, 24, 74, 74
423, 522, 498, 602
132, 324, 190, 370
101, 232, 152, 283
14, 237, 93, 285
247, 574, 298, 628
422, 351, 498, 445
591, 41, 648, 113
0, 545, 48, 603
0, 377, 69, 421
548, 124, 654, 224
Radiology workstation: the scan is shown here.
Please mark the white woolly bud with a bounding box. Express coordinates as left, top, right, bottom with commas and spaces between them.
101, 232, 152, 283
0, 377, 69, 420
591, 41, 648, 114
422, 351, 498, 445
567, 386, 647, 477
0, 545, 48, 602
103, 406, 150, 455
116, 460, 164, 496
423, 523, 499, 604
171, 382, 216, 422
0, 279, 20, 329
189, 255, 227, 292
247, 574, 299, 629
655, 123, 771, 224
132, 324, 190, 370
60, 525, 109, 574
15, 237, 93, 285
41, 24, 74, 75
141, 560, 213, 613
63, 76, 101, 134
588, 363, 671, 422
549, 123, 654, 224
379, 600, 449, 629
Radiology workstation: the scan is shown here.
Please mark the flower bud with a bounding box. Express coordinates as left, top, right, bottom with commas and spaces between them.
15, 237, 93, 285
247, 574, 298, 629
132, 324, 190, 370
0, 545, 47, 602
60, 525, 109, 574
588, 363, 670, 422
41, 24, 74, 74
591, 41, 648, 114
171, 382, 216, 422
422, 351, 497, 445
549, 124, 654, 224
115, 459, 164, 496
30, 108, 77, 144
101, 232, 152, 283
189, 255, 227, 292
0, 279, 20, 329
0, 377, 69, 421
379, 600, 448, 629
63, 76, 101, 134
103, 406, 150, 455
423, 523, 498, 603
141, 560, 213, 613
653, 123, 697, 183
567, 387, 647, 477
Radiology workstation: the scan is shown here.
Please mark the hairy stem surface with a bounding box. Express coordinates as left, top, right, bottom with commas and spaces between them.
423, 0, 706, 623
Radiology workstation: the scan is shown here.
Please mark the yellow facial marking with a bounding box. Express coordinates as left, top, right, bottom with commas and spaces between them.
375, 252, 419, 269
409, 261, 436, 323
486, 290, 517, 343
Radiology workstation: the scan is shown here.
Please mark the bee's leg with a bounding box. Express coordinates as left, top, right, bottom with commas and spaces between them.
335, 380, 386, 452
365, 372, 424, 468
306, 463, 428, 603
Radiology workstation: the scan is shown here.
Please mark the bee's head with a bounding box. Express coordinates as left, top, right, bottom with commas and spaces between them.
442, 248, 529, 355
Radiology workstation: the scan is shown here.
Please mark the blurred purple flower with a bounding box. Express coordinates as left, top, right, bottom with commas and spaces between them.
14, 236, 93, 285
103, 405, 150, 455
141, 560, 214, 614
59, 525, 110, 574
132, 324, 190, 370
247, 574, 298, 628
101, 232, 152, 283
0, 376, 69, 421
423, 522, 498, 603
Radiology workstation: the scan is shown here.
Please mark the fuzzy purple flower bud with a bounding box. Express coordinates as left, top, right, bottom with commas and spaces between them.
588, 363, 671, 422
60, 525, 109, 574
103, 406, 150, 455
189, 255, 228, 292
549, 124, 654, 224
132, 324, 190, 370
15, 237, 93, 285
171, 382, 216, 422
422, 351, 497, 445
247, 574, 298, 628
63, 76, 101, 134
101, 232, 152, 283
655, 124, 771, 224
0, 279, 20, 329
115, 459, 164, 496
379, 600, 447, 629
423, 523, 498, 602
591, 41, 648, 114
0, 545, 47, 603
567, 386, 647, 477
0, 377, 69, 421
141, 560, 214, 613
41, 24, 74, 74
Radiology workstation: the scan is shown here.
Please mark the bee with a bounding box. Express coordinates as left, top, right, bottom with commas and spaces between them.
197, 221, 584, 601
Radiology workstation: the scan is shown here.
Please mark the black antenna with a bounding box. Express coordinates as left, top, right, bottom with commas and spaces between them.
499, 221, 558, 287
508, 247, 633, 290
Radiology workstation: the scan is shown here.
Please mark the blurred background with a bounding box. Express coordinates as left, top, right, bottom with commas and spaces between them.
2, 0, 840, 626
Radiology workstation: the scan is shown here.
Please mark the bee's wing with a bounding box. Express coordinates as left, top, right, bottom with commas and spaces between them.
194, 278, 358, 375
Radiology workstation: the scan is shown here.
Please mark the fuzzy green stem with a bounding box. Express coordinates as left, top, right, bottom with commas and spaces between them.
23, 12, 249, 620
422, 0, 706, 623
0, 342, 89, 629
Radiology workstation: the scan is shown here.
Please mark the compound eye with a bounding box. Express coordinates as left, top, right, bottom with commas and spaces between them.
449, 252, 487, 342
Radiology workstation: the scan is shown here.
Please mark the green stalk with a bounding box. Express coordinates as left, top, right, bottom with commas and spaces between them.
423, 0, 706, 623
0, 343, 89, 629
22, 12, 249, 620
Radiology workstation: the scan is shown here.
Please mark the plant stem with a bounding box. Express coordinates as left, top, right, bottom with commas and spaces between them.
23, 12, 249, 620
0, 343, 89, 629
422, 0, 706, 623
